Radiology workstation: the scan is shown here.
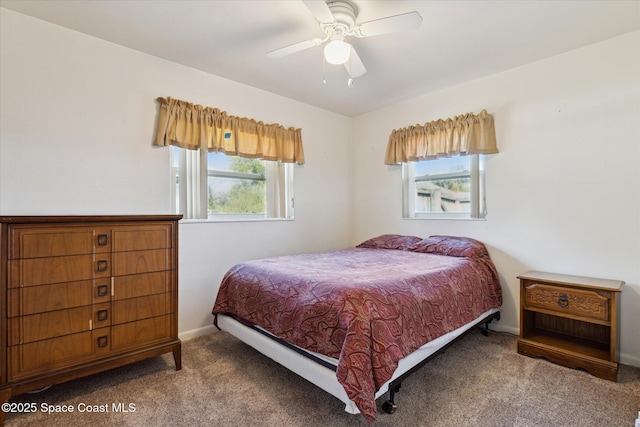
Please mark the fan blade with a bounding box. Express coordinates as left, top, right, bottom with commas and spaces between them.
354, 11, 423, 37
302, 0, 336, 24
266, 38, 324, 58
345, 46, 366, 78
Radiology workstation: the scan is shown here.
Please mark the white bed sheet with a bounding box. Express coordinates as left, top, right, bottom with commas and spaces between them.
216, 307, 499, 415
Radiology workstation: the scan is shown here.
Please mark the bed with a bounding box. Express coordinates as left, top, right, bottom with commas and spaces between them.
212, 235, 502, 422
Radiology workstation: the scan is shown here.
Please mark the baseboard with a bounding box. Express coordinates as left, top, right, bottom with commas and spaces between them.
178, 324, 217, 341
491, 323, 519, 336
620, 352, 640, 368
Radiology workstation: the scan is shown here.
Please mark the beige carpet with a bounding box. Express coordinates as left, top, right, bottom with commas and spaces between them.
5, 329, 640, 426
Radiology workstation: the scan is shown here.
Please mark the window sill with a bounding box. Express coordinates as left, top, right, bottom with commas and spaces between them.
403, 216, 486, 221
178, 217, 294, 224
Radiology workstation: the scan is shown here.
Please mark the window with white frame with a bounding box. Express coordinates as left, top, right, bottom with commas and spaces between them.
402, 155, 486, 219
171, 147, 294, 220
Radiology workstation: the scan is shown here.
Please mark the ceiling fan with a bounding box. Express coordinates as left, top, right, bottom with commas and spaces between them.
267, 0, 423, 84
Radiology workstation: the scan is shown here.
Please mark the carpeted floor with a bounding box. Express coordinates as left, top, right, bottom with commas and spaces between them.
4, 329, 640, 426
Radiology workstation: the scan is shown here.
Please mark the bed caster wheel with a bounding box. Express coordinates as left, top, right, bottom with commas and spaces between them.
382, 400, 397, 414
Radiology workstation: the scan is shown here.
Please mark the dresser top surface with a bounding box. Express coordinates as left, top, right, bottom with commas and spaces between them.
0, 215, 183, 224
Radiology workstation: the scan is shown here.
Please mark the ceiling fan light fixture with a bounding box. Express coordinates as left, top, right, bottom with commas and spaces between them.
324, 39, 351, 65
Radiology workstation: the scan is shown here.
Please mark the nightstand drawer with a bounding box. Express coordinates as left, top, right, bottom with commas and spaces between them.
523, 283, 609, 322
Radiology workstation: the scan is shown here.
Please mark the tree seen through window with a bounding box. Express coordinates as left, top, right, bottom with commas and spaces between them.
208, 157, 266, 214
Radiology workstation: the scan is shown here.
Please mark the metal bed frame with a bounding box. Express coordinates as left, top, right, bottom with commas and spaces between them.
216, 309, 500, 416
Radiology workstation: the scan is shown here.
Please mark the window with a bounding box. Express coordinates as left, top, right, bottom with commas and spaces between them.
171, 147, 294, 221
402, 155, 486, 219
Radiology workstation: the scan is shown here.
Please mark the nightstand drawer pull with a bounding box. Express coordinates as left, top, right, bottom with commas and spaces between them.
97, 309, 109, 321
97, 234, 109, 246
558, 294, 569, 307
97, 260, 108, 272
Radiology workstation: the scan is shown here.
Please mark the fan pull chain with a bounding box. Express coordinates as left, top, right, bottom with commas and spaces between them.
323, 57, 327, 84
347, 52, 354, 88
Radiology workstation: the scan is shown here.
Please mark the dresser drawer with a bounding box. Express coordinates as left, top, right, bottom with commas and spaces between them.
8, 328, 111, 380
112, 249, 171, 276
8, 280, 93, 317
523, 283, 610, 322
112, 293, 173, 324
112, 225, 172, 251
8, 306, 92, 345
110, 315, 172, 352
8, 226, 111, 259
8, 254, 112, 287
113, 271, 171, 299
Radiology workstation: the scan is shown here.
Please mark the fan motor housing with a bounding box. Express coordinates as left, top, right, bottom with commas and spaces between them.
326, 1, 357, 36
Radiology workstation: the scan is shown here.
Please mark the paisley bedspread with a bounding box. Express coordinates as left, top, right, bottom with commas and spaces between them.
212, 235, 502, 422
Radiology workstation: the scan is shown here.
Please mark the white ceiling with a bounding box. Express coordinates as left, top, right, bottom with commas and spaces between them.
2, 0, 639, 117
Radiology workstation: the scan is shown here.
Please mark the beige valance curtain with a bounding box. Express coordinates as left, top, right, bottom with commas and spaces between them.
153, 97, 305, 165
384, 109, 498, 165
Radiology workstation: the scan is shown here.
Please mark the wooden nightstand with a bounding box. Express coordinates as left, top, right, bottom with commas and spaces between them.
517, 271, 624, 381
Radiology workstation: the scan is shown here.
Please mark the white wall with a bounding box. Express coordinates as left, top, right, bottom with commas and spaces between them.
0, 9, 353, 338
352, 31, 640, 366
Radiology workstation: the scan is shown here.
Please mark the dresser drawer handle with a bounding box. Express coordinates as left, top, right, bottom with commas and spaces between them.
97, 336, 109, 348
97, 260, 109, 272
558, 294, 569, 307
97, 284, 109, 297
97, 309, 109, 322
97, 234, 109, 246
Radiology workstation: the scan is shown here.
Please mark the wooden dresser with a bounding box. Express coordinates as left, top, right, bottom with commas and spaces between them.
517, 270, 623, 381
0, 215, 182, 422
